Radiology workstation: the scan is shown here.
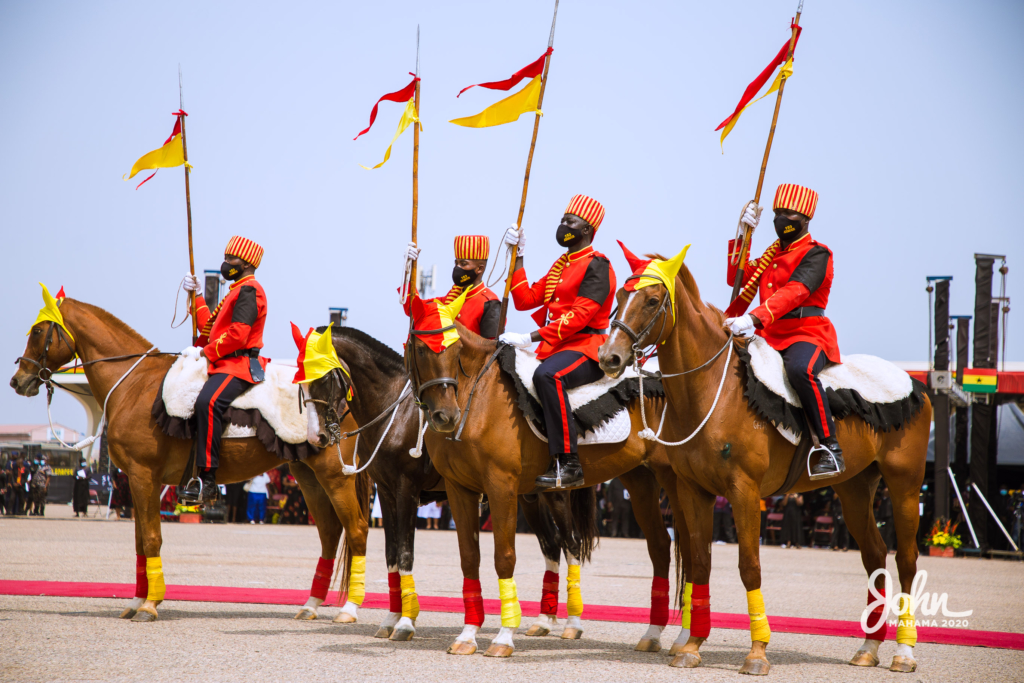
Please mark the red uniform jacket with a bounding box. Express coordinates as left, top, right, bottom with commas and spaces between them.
402, 282, 501, 339
510, 245, 616, 361
194, 275, 269, 382
727, 233, 840, 363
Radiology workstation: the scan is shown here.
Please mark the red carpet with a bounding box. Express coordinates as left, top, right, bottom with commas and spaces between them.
2, 579, 1020, 651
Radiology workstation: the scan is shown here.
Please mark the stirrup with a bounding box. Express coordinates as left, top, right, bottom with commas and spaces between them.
178, 476, 203, 504
555, 457, 561, 489
807, 444, 841, 481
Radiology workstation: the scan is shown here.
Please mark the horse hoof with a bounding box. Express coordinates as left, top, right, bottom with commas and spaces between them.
738, 657, 771, 676
668, 642, 686, 656
483, 644, 515, 658
131, 606, 158, 623
669, 652, 702, 668
560, 627, 583, 640
294, 608, 317, 620
333, 611, 357, 624
849, 650, 880, 667
389, 625, 415, 641
889, 656, 917, 673
447, 641, 477, 656
525, 623, 551, 637
119, 607, 138, 620
634, 638, 662, 653
374, 625, 394, 638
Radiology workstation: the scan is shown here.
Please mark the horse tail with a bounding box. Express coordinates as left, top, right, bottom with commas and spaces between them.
334, 471, 373, 605
569, 486, 599, 564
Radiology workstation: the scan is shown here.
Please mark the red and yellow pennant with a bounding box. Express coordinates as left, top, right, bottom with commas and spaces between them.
354, 76, 420, 169
124, 110, 192, 189
450, 48, 551, 128
715, 25, 802, 150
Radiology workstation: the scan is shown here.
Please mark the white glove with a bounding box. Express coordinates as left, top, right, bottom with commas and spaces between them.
498, 331, 533, 348
403, 242, 420, 268
725, 315, 756, 338
740, 202, 761, 232
180, 346, 203, 360
182, 274, 202, 295
503, 224, 525, 256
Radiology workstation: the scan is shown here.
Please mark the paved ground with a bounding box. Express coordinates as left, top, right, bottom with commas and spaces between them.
1, 507, 1022, 681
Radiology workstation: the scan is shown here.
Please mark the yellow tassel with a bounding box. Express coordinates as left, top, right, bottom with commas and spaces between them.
146, 557, 166, 602
566, 564, 583, 617
896, 595, 917, 646
681, 582, 693, 629
498, 578, 522, 628
400, 574, 420, 619
746, 589, 771, 643
348, 556, 366, 606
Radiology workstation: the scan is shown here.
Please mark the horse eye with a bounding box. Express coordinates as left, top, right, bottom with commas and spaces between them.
646, 298, 659, 307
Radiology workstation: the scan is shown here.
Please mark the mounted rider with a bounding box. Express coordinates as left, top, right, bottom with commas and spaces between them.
499, 194, 616, 490
402, 235, 501, 339
180, 236, 269, 502
723, 183, 845, 479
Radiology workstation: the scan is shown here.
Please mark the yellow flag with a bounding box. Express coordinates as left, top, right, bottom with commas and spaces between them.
450, 75, 542, 128
361, 99, 420, 170
719, 59, 793, 149
126, 133, 186, 179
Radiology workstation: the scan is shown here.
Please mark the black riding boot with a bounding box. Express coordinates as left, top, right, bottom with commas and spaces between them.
535, 452, 584, 489
180, 468, 219, 505
810, 437, 845, 480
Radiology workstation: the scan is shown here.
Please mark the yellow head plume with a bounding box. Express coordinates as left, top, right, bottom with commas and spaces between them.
634, 245, 690, 323
29, 283, 74, 342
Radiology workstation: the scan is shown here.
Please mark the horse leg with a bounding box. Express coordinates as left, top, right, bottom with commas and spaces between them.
619, 467, 672, 653
834, 469, 889, 668
289, 461, 342, 620
446, 481, 483, 655
126, 465, 165, 622
483, 485, 520, 657
731, 478, 772, 676
520, 494, 562, 637
120, 508, 148, 619
540, 490, 586, 640
390, 480, 423, 641
374, 485, 402, 638
669, 477, 715, 668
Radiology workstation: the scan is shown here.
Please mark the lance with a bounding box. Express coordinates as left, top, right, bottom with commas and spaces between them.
497, 0, 559, 334
179, 65, 198, 343
729, 0, 803, 302
410, 26, 421, 297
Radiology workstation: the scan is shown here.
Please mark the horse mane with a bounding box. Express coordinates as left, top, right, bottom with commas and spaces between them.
318, 325, 405, 375
68, 299, 153, 347
641, 255, 725, 325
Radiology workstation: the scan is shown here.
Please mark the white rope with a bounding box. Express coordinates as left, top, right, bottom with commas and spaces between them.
637, 341, 733, 446
408, 407, 427, 458
339, 380, 411, 475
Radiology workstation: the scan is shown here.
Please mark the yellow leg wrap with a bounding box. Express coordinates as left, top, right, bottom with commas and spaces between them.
498, 577, 522, 628
566, 564, 583, 617
746, 589, 771, 643
348, 556, 366, 606
145, 557, 166, 602
400, 574, 420, 619
896, 596, 917, 646
681, 582, 693, 630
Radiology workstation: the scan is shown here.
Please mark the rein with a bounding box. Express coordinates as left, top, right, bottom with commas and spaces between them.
450, 344, 504, 442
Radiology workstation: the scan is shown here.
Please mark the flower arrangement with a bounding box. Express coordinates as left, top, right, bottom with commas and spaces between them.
925, 517, 962, 549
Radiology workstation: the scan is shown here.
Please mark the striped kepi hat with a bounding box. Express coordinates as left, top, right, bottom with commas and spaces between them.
773, 183, 818, 219
454, 235, 489, 260
565, 194, 605, 231
225, 236, 264, 268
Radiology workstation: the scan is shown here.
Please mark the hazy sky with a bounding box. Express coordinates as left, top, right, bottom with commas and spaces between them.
2, 0, 1021, 433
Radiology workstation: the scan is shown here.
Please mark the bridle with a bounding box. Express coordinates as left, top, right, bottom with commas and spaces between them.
299, 367, 352, 446
610, 274, 673, 361
406, 324, 460, 405
16, 321, 76, 386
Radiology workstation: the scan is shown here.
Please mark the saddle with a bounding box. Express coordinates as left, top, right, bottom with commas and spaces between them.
150, 355, 318, 462
497, 345, 664, 446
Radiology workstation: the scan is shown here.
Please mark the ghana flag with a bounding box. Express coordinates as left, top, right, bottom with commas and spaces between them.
962, 368, 998, 393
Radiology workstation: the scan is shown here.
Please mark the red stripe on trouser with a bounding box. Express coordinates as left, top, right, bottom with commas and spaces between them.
690, 583, 711, 638
554, 356, 589, 453
864, 587, 887, 641
203, 375, 234, 467
541, 570, 559, 615
135, 554, 148, 599
463, 578, 484, 627
650, 576, 670, 627
806, 347, 830, 438
388, 571, 401, 613
310, 557, 333, 601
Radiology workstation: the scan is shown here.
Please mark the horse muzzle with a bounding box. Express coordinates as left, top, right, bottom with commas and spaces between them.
9, 371, 41, 397
428, 408, 460, 433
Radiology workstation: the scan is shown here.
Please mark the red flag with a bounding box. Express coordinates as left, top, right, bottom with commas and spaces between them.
457, 48, 552, 97
353, 76, 419, 140
715, 25, 802, 133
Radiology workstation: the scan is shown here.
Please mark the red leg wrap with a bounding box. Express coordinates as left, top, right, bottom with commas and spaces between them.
135, 554, 148, 599
540, 570, 559, 616
310, 556, 333, 601
463, 578, 484, 627
864, 587, 887, 641
690, 583, 711, 638
388, 571, 401, 614
650, 576, 670, 627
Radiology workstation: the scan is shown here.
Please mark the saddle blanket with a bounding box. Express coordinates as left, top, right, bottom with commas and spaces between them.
161, 355, 306, 444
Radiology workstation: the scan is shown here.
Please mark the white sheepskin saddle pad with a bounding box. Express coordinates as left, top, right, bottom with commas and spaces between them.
161, 355, 306, 444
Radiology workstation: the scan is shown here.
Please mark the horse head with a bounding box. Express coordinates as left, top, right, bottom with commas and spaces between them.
406, 332, 462, 433
291, 322, 354, 448
12, 286, 78, 397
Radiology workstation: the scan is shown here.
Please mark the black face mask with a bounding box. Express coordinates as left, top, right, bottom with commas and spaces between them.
452, 265, 477, 287
774, 215, 804, 244
221, 261, 244, 281
556, 224, 584, 248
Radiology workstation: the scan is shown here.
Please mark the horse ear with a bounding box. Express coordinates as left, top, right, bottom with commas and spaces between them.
439, 287, 469, 323
410, 292, 426, 321
617, 240, 649, 274
290, 322, 306, 352
659, 244, 691, 281
313, 322, 339, 363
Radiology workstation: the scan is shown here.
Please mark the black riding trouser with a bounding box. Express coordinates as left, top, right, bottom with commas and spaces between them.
781, 341, 836, 441
533, 350, 605, 458
195, 373, 251, 470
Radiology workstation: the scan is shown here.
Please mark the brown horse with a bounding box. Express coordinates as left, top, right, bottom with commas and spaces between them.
10, 298, 370, 623
599, 261, 931, 674
408, 323, 691, 657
